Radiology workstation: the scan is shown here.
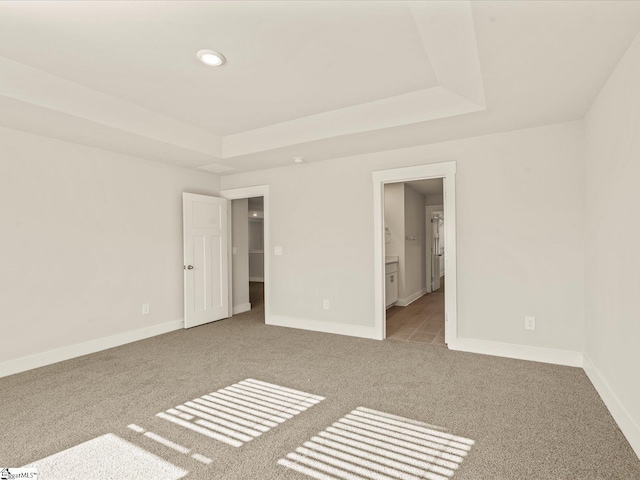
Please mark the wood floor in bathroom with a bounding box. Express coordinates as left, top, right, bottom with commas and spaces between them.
385, 280, 445, 346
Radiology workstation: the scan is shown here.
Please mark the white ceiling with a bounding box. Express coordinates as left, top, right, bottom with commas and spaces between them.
1, 1, 640, 173
248, 197, 264, 218
406, 179, 443, 197
0, 1, 438, 135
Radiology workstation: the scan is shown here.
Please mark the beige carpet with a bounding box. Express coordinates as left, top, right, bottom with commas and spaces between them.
1, 298, 639, 479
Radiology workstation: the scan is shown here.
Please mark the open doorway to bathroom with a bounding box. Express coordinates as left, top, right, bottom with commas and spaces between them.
383, 178, 446, 345
373, 161, 456, 346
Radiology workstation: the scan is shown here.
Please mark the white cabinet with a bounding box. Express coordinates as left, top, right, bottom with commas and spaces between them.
385, 261, 398, 308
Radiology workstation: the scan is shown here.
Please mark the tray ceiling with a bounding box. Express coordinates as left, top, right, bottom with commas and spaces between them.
1, 1, 639, 173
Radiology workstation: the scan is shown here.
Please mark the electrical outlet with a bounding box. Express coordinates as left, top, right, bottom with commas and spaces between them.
525, 316, 535, 330
142, 304, 150, 315
323, 299, 330, 310
274, 246, 283, 256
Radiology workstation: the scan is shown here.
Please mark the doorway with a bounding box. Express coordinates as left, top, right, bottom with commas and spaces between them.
221, 185, 271, 323
229, 196, 265, 320
372, 162, 457, 345
247, 197, 265, 312
383, 179, 446, 345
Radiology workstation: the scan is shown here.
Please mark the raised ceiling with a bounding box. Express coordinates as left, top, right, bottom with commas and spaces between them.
0, 1, 442, 135
1, 1, 640, 173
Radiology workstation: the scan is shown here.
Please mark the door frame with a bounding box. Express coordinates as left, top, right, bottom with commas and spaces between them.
220, 185, 270, 322
372, 161, 457, 343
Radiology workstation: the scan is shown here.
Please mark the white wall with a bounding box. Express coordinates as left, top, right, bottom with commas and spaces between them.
403, 184, 426, 300
437, 212, 445, 277
249, 220, 264, 251
232, 199, 250, 310
383, 183, 405, 296
0, 126, 219, 365
249, 219, 264, 281
382, 183, 426, 302
425, 194, 444, 206
585, 30, 640, 455
221, 120, 585, 352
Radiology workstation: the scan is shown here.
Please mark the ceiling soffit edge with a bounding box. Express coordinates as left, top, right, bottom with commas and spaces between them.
220, 0, 486, 160
0, 1, 485, 168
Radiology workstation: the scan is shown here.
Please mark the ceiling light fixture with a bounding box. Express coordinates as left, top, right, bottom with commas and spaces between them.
197, 49, 226, 66
253, 213, 258, 217
294, 157, 304, 164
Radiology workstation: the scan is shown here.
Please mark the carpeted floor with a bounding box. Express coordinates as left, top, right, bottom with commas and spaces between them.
1, 290, 639, 479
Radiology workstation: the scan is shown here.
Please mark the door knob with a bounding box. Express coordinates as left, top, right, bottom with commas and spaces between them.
185, 265, 194, 270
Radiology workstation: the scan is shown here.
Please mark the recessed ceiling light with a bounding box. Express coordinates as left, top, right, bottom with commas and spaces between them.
197, 49, 226, 66
294, 157, 304, 164
252, 213, 258, 217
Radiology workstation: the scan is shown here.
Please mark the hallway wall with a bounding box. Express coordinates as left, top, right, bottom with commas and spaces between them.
402, 184, 427, 302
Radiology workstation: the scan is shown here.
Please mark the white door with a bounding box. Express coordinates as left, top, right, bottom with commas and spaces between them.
431, 212, 444, 291
183, 193, 229, 328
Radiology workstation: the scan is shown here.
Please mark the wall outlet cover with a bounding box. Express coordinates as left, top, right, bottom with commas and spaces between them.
525, 316, 535, 330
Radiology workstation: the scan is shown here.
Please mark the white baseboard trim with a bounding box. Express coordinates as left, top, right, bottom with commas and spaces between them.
249, 277, 264, 282
447, 338, 583, 367
395, 288, 428, 307
233, 303, 252, 315
0, 319, 184, 379
267, 315, 378, 340
583, 355, 640, 459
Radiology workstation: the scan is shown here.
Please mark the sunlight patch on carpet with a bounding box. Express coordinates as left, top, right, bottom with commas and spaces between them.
157, 378, 325, 447
23, 433, 187, 480
126, 423, 213, 465
278, 407, 475, 480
